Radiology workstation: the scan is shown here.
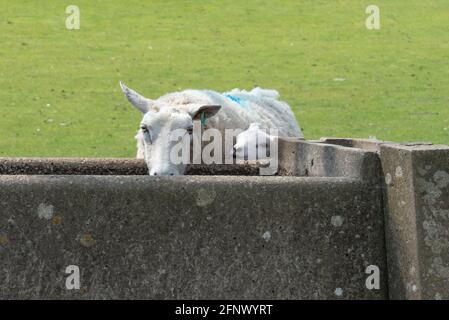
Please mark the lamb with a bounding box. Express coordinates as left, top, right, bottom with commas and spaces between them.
233, 123, 275, 161
120, 81, 303, 175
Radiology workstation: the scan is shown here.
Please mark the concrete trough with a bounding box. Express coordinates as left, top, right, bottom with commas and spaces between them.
0, 138, 396, 299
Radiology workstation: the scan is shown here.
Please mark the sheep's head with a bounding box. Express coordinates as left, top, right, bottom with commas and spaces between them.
120, 82, 221, 176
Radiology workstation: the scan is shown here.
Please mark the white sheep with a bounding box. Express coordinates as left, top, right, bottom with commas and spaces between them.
233, 123, 275, 161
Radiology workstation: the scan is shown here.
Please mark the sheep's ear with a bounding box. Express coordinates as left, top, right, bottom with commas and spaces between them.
189, 105, 222, 121
119, 81, 156, 113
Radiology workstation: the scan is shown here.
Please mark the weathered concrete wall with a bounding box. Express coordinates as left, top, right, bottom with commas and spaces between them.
323, 138, 449, 300
319, 137, 387, 153
380, 143, 449, 299
277, 138, 381, 184
4, 137, 449, 300
0, 175, 387, 299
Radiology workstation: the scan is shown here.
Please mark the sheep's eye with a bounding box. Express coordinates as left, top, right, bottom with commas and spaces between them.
186, 126, 193, 135
140, 125, 153, 143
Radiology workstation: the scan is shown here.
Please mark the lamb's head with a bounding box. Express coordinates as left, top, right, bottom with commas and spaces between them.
233, 123, 274, 161
120, 82, 221, 176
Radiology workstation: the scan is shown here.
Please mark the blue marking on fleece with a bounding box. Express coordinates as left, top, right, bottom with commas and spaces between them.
224, 94, 243, 105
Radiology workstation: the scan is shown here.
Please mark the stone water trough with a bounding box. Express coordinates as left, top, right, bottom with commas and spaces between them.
0, 138, 448, 300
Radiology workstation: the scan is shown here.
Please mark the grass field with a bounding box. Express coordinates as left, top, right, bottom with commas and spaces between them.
0, 0, 448, 157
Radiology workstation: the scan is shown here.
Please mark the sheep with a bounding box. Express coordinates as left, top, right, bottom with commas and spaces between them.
233, 123, 275, 161
120, 81, 303, 175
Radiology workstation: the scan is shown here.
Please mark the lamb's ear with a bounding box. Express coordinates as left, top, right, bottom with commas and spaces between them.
248, 123, 261, 130
119, 81, 156, 113
189, 105, 222, 121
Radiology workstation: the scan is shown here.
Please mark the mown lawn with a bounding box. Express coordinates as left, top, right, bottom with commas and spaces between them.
0, 0, 448, 157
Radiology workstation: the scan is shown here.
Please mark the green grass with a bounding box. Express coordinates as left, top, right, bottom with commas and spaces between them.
1, 0, 448, 157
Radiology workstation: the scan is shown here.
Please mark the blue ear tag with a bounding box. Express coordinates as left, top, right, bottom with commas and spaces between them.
200, 112, 207, 126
